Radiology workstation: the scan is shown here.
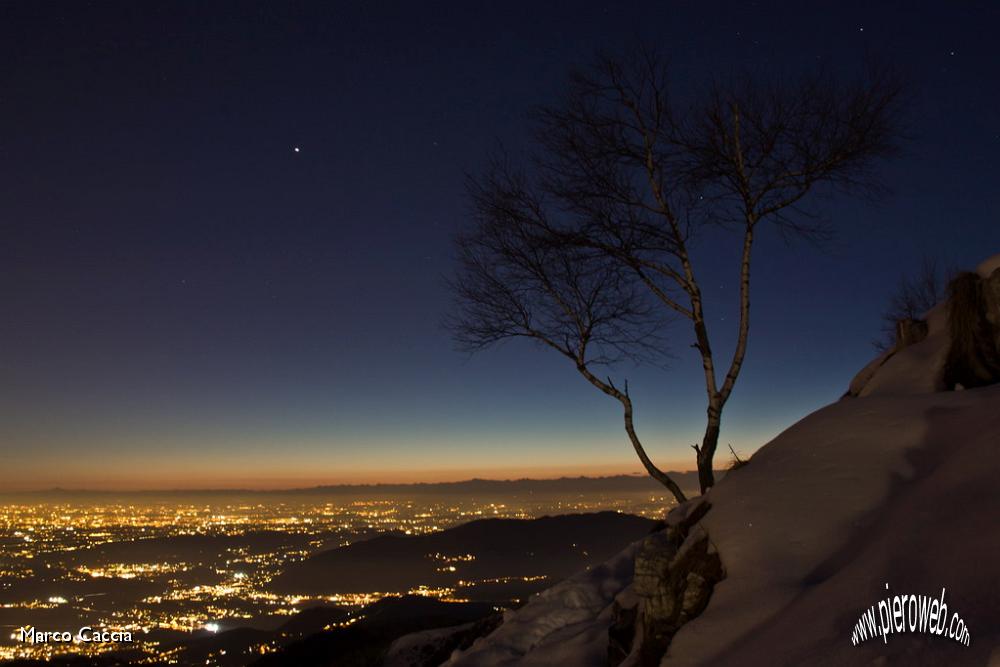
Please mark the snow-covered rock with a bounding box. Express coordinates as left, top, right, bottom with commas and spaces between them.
847, 253, 1000, 399
384, 616, 503, 667
849, 298, 950, 397
443, 541, 641, 666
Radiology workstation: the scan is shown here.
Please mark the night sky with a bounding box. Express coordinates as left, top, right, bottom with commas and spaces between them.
2, 1, 998, 490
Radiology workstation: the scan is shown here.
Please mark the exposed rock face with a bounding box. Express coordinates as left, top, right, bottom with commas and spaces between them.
942, 269, 1000, 389
607, 590, 640, 664
984, 268, 1000, 331
609, 498, 724, 666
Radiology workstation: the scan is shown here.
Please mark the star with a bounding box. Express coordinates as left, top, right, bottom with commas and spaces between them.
293, 147, 300, 153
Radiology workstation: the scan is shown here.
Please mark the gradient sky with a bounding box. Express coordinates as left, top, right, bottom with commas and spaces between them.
1, 1, 998, 490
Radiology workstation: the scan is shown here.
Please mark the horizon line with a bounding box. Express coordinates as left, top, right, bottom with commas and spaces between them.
1, 470, 714, 496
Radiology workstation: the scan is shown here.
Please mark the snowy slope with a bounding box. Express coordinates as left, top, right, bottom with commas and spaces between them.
665, 386, 1000, 666
446, 254, 1000, 666
664, 257, 1000, 666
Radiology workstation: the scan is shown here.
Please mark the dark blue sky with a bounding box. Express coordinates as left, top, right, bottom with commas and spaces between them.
1, 1, 997, 489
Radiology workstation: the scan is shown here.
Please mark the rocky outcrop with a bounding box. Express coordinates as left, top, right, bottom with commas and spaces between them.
609, 498, 724, 666
847, 261, 1000, 398
984, 267, 1000, 331
942, 268, 1000, 389
443, 540, 643, 666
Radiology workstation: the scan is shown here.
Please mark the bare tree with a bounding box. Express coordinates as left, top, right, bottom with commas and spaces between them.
874, 257, 951, 352
449, 50, 904, 497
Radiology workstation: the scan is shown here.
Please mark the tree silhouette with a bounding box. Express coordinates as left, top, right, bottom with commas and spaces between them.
874, 257, 952, 352
449, 50, 904, 499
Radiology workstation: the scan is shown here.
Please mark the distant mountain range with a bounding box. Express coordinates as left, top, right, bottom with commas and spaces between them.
13, 473, 711, 497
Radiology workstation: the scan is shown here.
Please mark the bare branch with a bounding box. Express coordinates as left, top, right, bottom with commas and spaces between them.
448, 47, 904, 495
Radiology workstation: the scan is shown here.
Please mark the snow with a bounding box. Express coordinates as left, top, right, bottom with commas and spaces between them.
384, 622, 479, 667
443, 541, 640, 666
446, 255, 1000, 665
665, 385, 1000, 665
458, 384, 1000, 666
856, 300, 949, 397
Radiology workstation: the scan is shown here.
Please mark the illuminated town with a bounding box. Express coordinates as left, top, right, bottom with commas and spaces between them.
0, 491, 672, 663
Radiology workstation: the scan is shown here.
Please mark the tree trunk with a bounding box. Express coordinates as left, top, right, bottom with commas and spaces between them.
696, 406, 721, 493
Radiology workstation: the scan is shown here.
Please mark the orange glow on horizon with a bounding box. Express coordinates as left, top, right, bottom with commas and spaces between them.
0, 460, 698, 492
